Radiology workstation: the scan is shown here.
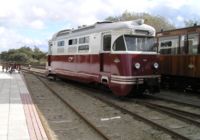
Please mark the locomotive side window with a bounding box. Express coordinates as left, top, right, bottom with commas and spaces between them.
68, 39, 77, 45
188, 33, 198, 54
57, 40, 65, 46
103, 35, 111, 51
113, 36, 126, 51
79, 36, 89, 44
78, 45, 89, 52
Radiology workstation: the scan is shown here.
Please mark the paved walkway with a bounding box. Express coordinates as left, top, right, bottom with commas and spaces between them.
0, 66, 48, 140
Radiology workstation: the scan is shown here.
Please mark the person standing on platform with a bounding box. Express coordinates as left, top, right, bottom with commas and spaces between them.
2, 64, 5, 72
5, 63, 9, 72
28, 64, 31, 70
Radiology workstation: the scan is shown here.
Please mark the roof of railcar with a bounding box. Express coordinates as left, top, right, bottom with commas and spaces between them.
157, 25, 200, 37
51, 19, 155, 40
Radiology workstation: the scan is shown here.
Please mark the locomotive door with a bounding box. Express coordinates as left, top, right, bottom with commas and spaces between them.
48, 42, 53, 66
100, 33, 111, 73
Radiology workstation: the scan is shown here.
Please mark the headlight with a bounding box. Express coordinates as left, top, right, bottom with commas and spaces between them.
153, 62, 159, 69
135, 62, 140, 69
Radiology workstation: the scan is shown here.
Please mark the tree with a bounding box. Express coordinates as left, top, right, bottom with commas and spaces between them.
9, 52, 29, 63
0, 51, 9, 61
33, 46, 46, 61
18, 46, 33, 58
105, 11, 175, 32
184, 19, 200, 27
0, 46, 46, 65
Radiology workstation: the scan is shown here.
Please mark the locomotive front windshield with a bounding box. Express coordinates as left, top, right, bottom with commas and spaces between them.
113, 35, 157, 52
125, 35, 156, 52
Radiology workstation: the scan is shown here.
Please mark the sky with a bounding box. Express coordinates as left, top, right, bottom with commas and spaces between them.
0, 0, 200, 53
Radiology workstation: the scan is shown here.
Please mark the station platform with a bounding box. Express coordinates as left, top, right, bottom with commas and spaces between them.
0, 66, 48, 140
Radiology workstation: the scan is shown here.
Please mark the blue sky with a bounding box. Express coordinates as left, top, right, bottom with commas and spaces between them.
0, 0, 200, 52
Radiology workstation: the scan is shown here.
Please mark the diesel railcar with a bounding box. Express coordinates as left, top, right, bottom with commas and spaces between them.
157, 26, 200, 91
47, 19, 160, 96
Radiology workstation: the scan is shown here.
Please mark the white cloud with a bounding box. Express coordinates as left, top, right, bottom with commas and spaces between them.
30, 20, 45, 30
32, 6, 47, 18
0, 27, 6, 34
164, 0, 189, 9
0, 0, 196, 29
0, 27, 47, 52
0, 0, 200, 52
176, 16, 184, 22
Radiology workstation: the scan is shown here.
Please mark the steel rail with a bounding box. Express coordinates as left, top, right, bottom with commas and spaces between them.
145, 94, 200, 108
142, 101, 200, 118
134, 100, 200, 127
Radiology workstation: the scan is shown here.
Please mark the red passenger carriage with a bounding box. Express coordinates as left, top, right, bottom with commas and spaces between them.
157, 26, 200, 91
47, 19, 160, 96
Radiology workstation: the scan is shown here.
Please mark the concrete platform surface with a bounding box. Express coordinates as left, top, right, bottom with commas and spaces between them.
0, 66, 48, 140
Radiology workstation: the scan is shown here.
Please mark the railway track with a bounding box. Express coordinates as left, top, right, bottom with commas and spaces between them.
144, 94, 200, 108
23, 71, 173, 140
23, 70, 109, 140
24, 71, 200, 140
36, 75, 110, 140
132, 99, 200, 127
79, 90, 200, 140
23, 69, 200, 140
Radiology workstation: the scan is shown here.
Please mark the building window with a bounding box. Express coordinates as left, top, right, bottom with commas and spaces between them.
68, 39, 77, 45
79, 36, 89, 44
57, 41, 65, 46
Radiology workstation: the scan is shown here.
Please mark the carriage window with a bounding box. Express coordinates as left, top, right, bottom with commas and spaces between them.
180, 35, 187, 54
79, 36, 89, 44
159, 41, 172, 54
161, 41, 172, 47
159, 36, 179, 55
69, 39, 77, 45
113, 36, 126, 51
103, 35, 111, 51
188, 34, 198, 54
57, 41, 65, 46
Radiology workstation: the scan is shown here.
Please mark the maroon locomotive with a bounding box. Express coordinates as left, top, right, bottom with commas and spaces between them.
47, 19, 160, 96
